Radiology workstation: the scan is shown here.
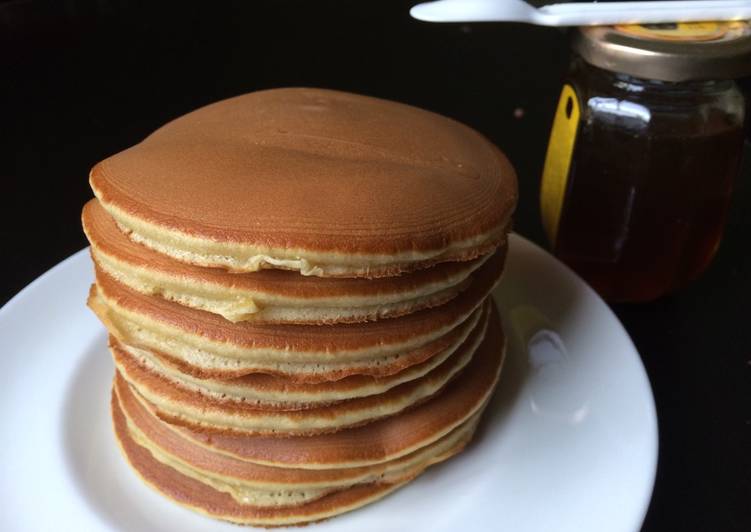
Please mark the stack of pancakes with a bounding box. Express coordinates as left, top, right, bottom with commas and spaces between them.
83, 88, 517, 526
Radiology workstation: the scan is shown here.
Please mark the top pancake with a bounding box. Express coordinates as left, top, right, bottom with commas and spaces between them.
90, 88, 517, 277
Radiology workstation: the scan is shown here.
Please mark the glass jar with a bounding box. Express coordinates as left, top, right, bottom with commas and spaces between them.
540, 22, 751, 302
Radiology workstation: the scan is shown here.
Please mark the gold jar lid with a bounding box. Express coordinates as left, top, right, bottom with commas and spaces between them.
573, 21, 751, 82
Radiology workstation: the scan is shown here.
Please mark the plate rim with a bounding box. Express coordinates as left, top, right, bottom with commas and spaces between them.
505, 234, 658, 531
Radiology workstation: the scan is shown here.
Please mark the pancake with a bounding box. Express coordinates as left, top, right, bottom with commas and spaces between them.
115, 375, 480, 507
113, 302, 485, 435
90, 88, 517, 278
88, 249, 505, 381
109, 303, 488, 409
134, 303, 505, 469
83, 199, 491, 324
114, 393, 412, 526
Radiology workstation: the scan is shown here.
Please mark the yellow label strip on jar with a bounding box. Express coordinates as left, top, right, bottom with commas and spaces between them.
540, 83, 580, 245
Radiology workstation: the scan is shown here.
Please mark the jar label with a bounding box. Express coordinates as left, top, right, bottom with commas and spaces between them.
540, 83, 579, 245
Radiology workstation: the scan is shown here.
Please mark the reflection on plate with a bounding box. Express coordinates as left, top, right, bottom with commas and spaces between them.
0, 234, 657, 532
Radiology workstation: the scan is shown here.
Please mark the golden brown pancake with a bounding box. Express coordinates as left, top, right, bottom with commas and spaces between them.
88, 249, 505, 381
114, 394, 415, 526
132, 303, 505, 469
83, 199, 492, 324
90, 88, 517, 277
112, 303, 485, 435
115, 374, 480, 507
109, 302, 488, 409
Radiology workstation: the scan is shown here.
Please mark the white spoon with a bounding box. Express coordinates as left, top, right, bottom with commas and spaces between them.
410, 0, 751, 26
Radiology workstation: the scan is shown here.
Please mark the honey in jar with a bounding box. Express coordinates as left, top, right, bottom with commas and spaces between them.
541, 22, 751, 302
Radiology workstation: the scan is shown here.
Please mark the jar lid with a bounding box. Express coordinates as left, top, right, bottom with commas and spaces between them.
573, 21, 751, 82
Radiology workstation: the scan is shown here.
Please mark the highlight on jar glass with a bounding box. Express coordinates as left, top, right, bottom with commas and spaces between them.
540, 21, 751, 303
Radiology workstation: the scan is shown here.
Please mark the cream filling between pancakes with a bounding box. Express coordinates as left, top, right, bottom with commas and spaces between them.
113, 386, 417, 526
115, 306, 487, 407
95, 193, 508, 277
90, 286, 484, 376
116, 317, 485, 435
90, 245, 488, 323
121, 387, 479, 507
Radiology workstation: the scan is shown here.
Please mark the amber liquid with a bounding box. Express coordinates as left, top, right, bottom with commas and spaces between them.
554, 124, 743, 302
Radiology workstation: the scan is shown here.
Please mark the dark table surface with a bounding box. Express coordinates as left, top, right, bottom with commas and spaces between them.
2, 1, 749, 530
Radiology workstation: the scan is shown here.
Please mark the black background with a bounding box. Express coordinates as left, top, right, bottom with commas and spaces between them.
2, 1, 749, 531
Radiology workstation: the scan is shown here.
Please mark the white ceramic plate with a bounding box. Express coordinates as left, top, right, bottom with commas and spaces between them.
0, 234, 657, 532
